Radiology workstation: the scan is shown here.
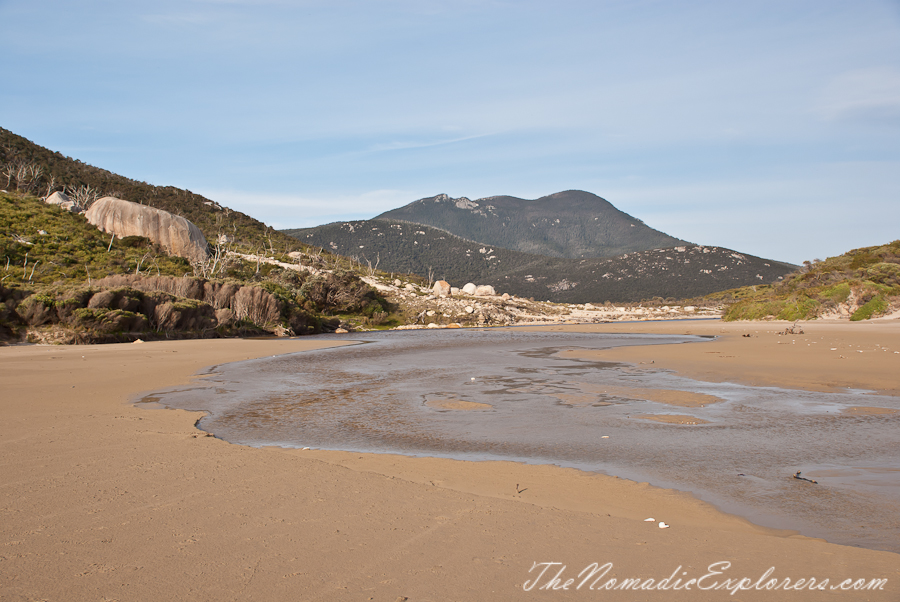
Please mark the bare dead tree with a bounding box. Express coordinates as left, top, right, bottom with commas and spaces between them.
191, 238, 232, 279
135, 251, 152, 275
43, 174, 59, 198
66, 184, 102, 210
363, 253, 380, 278
12, 163, 43, 194
1, 163, 16, 189
265, 228, 276, 256
208, 240, 228, 277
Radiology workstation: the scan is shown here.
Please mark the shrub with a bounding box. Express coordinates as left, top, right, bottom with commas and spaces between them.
821, 283, 851, 304
775, 297, 820, 321
850, 295, 888, 321
866, 263, 900, 287
723, 300, 787, 321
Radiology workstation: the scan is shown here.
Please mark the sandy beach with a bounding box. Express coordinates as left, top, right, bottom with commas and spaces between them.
2, 320, 899, 601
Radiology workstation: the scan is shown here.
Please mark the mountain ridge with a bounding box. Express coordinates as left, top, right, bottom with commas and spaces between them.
283, 218, 795, 303
376, 190, 690, 259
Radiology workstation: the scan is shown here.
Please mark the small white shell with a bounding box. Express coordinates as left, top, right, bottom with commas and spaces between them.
658, 521, 670, 529
644, 518, 655, 522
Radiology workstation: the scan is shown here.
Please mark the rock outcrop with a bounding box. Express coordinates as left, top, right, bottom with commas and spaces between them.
474, 285, 496, 296
85, 196, 208, 262
44, 191, 81, 213
432, 280, 451, 296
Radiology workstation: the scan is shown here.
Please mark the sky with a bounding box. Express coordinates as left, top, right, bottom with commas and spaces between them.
1, 0, 899, 264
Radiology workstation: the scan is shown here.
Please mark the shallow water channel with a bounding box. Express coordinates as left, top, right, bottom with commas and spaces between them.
142, 329, 900, 553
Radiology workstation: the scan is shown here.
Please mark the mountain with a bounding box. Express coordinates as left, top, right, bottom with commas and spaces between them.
376, 190, 689, 258
283, 219, 795, 303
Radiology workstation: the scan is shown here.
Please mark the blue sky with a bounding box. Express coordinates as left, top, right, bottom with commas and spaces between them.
2, 0, 899, 264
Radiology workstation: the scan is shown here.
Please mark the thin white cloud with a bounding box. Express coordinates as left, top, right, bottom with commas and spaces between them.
818, 67, 900, 124
365, 133, 494, 153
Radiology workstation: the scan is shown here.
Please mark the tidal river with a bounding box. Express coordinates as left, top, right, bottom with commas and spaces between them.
141, 328, 900, 553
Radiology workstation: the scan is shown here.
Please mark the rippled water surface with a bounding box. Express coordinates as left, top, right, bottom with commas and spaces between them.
143, 329, 900, 552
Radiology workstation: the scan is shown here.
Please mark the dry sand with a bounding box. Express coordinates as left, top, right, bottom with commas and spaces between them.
2, 321, 899, 601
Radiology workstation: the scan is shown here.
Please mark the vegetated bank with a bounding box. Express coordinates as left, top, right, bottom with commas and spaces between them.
0, 191, 397, 344
718, 240, 900, 321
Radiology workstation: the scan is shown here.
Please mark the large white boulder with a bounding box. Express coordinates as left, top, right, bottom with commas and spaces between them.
432, 280, 451, 296
44, 191, 81, 213
85, 196, 208, 263
474, 285, 496, 296
462, 283, 477, 295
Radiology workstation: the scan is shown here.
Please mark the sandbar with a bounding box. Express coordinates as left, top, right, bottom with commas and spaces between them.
425, 396, 493, 411
634, 414, 710, 425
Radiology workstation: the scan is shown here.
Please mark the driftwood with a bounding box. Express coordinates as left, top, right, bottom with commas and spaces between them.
779, 322, 805, 335
793, 471, 817, 484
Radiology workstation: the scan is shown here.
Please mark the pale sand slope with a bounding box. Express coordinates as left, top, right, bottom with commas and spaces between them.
0, 327, 898, 601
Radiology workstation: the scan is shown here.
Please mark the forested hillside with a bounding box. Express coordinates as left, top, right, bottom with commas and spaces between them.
0, 128, 296, 253
284, 219, 794, 303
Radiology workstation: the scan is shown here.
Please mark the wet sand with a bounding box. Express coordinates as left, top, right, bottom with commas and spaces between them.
528, 319, 900, 396
148, 327, 899, 552
552, 380, 724, 407
1, 321, 899, 601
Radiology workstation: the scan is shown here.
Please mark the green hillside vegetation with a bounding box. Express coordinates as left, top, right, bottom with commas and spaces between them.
721, 241, 900, 321
1, 191, 192, 284
1, 127, 299, 254
0, 191, 397, 343
376, 191, 689, 259
284, 219, 795, 303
